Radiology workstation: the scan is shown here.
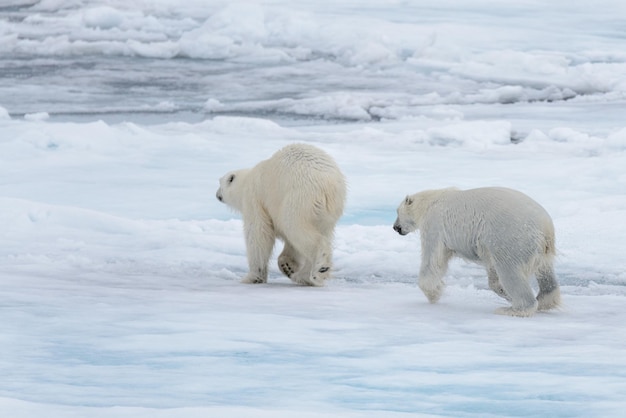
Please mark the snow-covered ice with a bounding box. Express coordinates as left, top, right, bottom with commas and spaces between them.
1, 1, 626, 417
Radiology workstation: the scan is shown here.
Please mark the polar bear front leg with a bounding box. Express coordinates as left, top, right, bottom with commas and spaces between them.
418, 245, 452, 303
241, 217, 275, 284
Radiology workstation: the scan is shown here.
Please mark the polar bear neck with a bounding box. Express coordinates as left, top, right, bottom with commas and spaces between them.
412, 188, 458, 228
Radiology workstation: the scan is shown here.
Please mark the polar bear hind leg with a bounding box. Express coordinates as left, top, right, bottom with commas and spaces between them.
493, 264, 538, 317
487, 267, 510, 300
278, 240, 300, 279
311, 237, 333, 283
286, 227, 332, 287
536, 264, 561, 311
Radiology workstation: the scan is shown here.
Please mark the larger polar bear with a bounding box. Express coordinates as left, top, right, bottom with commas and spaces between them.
393, 187, 561, 317
216, 143, 346, 286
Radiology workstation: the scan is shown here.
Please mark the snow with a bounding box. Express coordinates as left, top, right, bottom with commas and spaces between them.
1, 0, 626, 417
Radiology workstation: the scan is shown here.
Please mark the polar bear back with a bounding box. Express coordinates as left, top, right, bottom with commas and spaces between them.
252, 144, 346, 233
424, 187, 555, 265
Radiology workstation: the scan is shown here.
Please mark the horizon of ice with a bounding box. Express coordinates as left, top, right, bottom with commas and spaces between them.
1, 1, 626, 417
1, 0, 625, 122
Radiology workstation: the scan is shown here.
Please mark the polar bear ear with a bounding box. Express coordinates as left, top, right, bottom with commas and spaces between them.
405, 196, 414, 205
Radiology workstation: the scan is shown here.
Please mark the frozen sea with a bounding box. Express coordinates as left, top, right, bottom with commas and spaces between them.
1, 1, 626, 417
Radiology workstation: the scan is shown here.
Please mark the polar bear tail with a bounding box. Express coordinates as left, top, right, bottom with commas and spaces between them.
543, 232, 556, 258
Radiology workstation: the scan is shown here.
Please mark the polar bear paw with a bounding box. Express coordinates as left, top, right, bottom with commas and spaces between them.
418, 279, 445, 303
310, 266, 331, 286
494, 305, 537, 317
278, 255, 299, 279
291, 268, 327, 287
311, 265, 331, 283
241, 273, 266, 284
537, 288, 561, 311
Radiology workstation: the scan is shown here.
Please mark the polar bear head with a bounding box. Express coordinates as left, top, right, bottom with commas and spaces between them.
393, 189, 455, 236
393, 195, 419, 236
216, 169, 249, 212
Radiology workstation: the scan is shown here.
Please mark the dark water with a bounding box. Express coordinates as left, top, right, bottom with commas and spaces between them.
1, 56, 251, 122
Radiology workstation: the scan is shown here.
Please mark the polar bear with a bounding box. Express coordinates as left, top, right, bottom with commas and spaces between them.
393, 187, 561, 317
216, 143, 346, 286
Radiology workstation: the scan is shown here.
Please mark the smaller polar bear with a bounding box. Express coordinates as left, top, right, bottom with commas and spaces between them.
216, 143, 346, 286
393, 187, 560, 317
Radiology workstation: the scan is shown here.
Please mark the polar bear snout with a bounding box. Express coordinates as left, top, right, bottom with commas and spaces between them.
216, 189, 223, 202
393, 221, 408, 235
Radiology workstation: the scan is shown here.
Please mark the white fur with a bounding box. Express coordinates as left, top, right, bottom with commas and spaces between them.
393, 187, 561, 317
217, 143, 346, 286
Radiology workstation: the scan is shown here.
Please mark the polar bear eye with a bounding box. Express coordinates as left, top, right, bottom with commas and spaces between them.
228, 174, 235, 184
405, 196, 413, 205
